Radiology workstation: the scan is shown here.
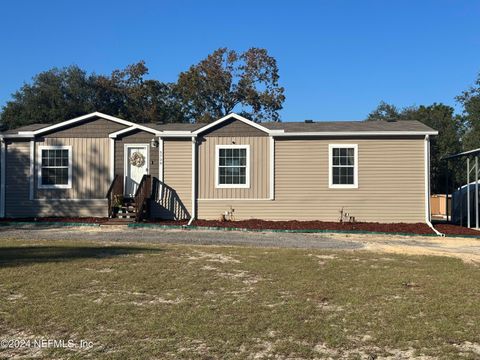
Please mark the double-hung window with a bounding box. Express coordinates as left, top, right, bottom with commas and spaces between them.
329, 144, 358, 188
38, 146, 72, 189
216, 145, 250, 188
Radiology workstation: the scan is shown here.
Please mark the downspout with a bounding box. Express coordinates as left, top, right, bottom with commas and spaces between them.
187, 136, 197, 226
425, 134, 444, 236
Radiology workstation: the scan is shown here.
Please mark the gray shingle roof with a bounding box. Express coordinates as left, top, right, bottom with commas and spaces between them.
262, 120, 435, 133
2, 123, 50, 134
2, 119, 436, 135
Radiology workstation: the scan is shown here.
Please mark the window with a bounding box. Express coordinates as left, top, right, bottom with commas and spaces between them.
38, 146, 72, 189
216, 145, 250, 188
329, 144, 358, 188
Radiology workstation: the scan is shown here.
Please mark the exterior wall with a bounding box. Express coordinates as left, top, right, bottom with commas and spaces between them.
158, 139, 192, 219
4, 139, 107, 217
35, 137, 110, 200
198, 136, 270, 199
197, 137, 426, 223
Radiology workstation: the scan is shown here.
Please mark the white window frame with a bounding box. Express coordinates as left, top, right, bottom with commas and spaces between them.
215, 144, 250, 189
328, 144, 358, 189
37, 145, 72, 189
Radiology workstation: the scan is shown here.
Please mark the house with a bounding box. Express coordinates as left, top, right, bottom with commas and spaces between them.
0, 112, 438, 223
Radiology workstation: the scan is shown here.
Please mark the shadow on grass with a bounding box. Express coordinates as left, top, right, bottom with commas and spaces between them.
0, 246, 161, 267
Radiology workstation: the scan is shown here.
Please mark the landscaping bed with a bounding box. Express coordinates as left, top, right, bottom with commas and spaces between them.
148, 218, 436, 235
434, 223, 480, 236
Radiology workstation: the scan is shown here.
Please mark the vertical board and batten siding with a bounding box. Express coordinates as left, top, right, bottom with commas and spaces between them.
2, 116, 129, 217
197, 137, 426, 223
198, 136, 270, 199
4, 140, 31, 217
160, 139, 192, 219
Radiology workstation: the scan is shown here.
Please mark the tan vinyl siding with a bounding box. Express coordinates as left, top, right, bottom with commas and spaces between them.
35, 138, 110, 199
5, 141, 31, 217
198, 136, 270, 199
157, 139, 192, 219
4, 140, 108, 217
197, 138, 426, 223
44, 117, 127, 138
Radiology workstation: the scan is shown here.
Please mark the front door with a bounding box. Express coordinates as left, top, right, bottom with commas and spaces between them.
124, 144, 149, 197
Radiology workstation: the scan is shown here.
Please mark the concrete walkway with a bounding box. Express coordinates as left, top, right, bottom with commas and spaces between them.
0, 224, 479, 263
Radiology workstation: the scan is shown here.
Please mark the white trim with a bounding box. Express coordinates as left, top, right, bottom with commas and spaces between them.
328, 144, 358, 189
424, 135, 443, 236
215, 144, 251, 189
109, 138, 115, 182
109, 125, 161, 138
37, 145, 73, 189
159, 138, 164, 182
188, 137, 197, 225
0, 134, 34, 139
29, 112, 159, 136
192, 113, 284, 136
269, 136, 275, 200
273, 130, 438, 137
425, 135, 431, 222
123, 143, 150, 196
29, 140, 34, 200
0, 140, 5, 218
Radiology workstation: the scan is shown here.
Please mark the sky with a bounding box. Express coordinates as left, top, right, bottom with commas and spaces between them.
0, 0, 479, 121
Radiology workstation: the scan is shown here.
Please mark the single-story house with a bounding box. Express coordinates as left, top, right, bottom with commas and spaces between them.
0, 112, 438, 223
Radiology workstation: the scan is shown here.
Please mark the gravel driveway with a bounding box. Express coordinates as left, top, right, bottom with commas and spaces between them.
0, 224, 361, 250
0, 224, 479, 262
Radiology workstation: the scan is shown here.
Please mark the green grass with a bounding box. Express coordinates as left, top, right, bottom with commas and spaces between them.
0, 239, 479, 359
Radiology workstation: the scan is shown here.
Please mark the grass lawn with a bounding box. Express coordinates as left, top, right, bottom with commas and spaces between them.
0, 239, 479, 359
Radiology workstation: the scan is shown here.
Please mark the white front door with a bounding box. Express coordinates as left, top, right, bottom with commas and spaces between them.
124, 144, 149, 197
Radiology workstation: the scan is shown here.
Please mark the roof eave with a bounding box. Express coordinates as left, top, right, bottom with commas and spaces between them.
272, 130, 438, 137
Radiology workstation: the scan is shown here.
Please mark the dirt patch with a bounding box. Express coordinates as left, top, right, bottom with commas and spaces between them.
185, 250, 240, 264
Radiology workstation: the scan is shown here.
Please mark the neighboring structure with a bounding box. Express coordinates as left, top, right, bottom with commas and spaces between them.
444, 148, 480, 228
0, 112, 438, 223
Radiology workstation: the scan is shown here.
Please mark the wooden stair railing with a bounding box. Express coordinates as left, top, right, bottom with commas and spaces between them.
106, 175, 123, 218
134, 175, 153, 222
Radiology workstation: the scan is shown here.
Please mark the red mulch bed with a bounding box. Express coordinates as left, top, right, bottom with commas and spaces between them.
147, 219, 435, 235
2, 217, 478, 237
0, 217, 108, 224
433, 223, 480, 236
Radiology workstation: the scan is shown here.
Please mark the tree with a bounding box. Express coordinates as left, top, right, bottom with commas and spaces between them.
175, 47, 285, 123
367, 101, 463, 192
366, 101, 401, 122
0, 62, 186, 129
93, 61, 185, 124
0, 66, 96, 129
456, 72, 480, 150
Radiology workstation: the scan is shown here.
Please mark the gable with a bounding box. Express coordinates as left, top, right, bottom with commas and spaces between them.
43, 117, 128, 138
201, 118, 268, 137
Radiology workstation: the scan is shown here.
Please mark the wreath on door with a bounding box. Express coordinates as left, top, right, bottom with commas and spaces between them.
129, 151, 146, 167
